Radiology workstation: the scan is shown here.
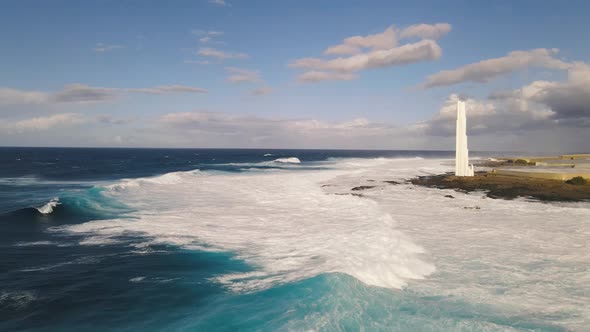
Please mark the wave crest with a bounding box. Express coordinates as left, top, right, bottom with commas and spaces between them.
35, 198, 60, 215
273, 157, 301, 164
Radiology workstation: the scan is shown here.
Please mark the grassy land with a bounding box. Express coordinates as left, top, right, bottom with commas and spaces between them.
410, 172, 590, 202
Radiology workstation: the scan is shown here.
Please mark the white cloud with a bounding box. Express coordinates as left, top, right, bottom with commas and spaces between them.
0, 88, 49, 105
94, 43, 124, 53
13, 113, 88, 131
0, 84, 207, 105
52, 84, 119, 103
209, 0, 229, 6
415, 94, 542, 136
96, 115, 129, 125
192, 30, 224, 43
129, 85, 208, 94
250, 87, 273, 96
422, 48, 570, 88
198, 47, 248, 60
297, 71, 357, 83
225, 67, 261, 83
399, 23, 452, 40
291, 39, 442, 73
155, 111, 402, 148
324, 26, 397, 55
490, 62, 590, 121
291, 24, 449, 83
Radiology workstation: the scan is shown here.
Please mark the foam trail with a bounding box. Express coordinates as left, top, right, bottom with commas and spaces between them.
35, 198, 60, 215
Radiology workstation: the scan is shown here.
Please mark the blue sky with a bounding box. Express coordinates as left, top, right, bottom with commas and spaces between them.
1, 0, 589, 150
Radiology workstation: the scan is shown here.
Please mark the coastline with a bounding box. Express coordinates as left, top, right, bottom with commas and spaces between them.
410, 171, 590, 202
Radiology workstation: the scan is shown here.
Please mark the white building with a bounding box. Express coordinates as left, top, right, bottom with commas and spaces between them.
455, 100, 475, 176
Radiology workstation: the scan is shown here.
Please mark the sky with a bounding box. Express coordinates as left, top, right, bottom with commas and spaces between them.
1, 0, 589, 152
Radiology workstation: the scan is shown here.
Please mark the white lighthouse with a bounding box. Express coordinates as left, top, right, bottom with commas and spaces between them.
455, 100, 474, 176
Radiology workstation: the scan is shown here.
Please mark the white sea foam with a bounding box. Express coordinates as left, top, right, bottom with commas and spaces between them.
107, 171, 200, 191
273, 157, 301, 164
58, 158, 435, 292
53, 157, 590, 328
320, 158, 590, 329
35, 198, 60, 215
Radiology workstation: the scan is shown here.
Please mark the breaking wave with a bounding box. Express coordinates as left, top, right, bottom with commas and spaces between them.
273, 157, 301, 164
35, 198, 60, 215
57, 158, 434, 292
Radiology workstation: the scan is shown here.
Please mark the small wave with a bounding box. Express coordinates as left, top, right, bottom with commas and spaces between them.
263, 153, 273, 157
35, 198, 60, 215
0, 291, 36, 310
107, 170, 200, 191
273, 157, 301, 164
129, 276, 146, 283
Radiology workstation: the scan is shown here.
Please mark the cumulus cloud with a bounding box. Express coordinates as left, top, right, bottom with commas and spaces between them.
94, 43, 124, 53
490, 62, 590, 121
417, 60, 590, 140
225, 67, 261, 83
422, 48, 570, 88
291, 24, 449, 83
399, 23, 452, 40
250, 87, 273, 96
414, 94, 555, 137
0, 84, 207, 105
198, 47, 248, 60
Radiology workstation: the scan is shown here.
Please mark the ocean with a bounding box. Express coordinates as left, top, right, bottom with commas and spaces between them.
1, 147, 588, 331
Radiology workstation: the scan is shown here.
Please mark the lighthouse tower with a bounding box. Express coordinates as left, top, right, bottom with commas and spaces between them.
455, 100, 475, 176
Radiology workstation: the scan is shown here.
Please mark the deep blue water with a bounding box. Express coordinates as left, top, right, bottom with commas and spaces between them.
0, 148, 566, 331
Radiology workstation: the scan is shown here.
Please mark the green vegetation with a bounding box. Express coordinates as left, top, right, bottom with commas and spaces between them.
565, 176, 588, 185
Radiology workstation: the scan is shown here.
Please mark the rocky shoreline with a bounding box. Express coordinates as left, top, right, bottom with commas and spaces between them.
410, 172, 590, 202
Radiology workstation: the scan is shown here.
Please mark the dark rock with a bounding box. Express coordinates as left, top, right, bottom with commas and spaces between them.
383, 180, 401, 185
351, 186, 375, 191
444, 195, 455, 199
463, 206, 481, 210
410, 172, 590, 202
